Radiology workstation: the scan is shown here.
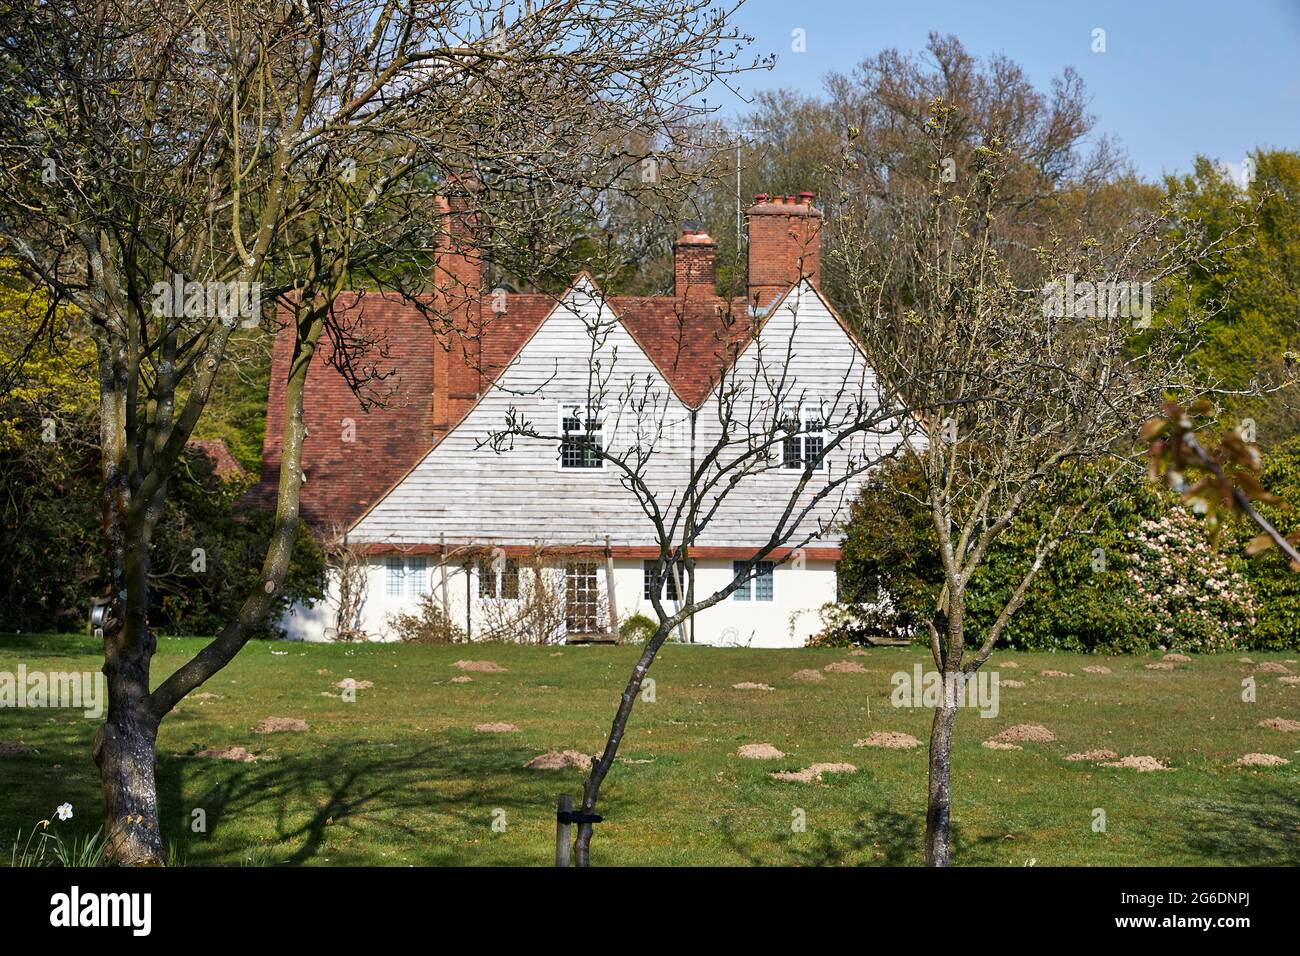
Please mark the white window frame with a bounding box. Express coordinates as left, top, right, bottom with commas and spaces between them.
384, 556, 404, 597
642, 559, 681, 603
385, 556, 430, 598
406, 556, 430, 597
557, 401, 605, 471
780, 403, 827, 472
732, 560, 775, 602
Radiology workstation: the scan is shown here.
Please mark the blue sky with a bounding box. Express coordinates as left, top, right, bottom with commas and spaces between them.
718, 0, 1300, 182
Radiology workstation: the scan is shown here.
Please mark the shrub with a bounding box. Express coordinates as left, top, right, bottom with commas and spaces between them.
0, 421, 325, 637
387, 593, 466, 644
808, 601, 902, 647
837, 461, 941, 641
1231, 435, 1300, 649
619, 612, 658, 644
837, 456, 1287, 652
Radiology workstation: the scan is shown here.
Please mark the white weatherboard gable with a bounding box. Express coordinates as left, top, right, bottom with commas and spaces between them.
350, 276, 692, 547
688, 279, 894, 549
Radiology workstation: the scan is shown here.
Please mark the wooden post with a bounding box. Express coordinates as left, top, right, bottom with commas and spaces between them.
464, 559, 472, 642
604, 535, 619, 641
670, 557, 689, 643
439, 533, 450, 619
555, 794, 572, 867
532, 560, 546, 644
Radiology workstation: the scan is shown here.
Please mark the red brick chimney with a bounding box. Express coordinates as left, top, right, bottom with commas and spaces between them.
432, 178, 485, 440
673, 227, 717, 298
745, 191, 822, 311
436, 181, 484, 298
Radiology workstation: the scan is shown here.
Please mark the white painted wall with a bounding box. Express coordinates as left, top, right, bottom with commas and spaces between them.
279, 556, 837, 648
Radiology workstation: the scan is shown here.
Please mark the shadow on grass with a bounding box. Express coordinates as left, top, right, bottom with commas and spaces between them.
715, 808, 933, 866
156, 736, 607, 866
1175, 776, 1300, 865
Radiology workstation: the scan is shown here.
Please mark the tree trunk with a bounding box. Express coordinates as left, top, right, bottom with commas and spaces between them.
573, 623, 672, 865
94, 638, 163, 865
924, 700, 957, 866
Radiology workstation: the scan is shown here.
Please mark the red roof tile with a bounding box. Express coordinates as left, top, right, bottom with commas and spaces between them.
610, 295, 755, 408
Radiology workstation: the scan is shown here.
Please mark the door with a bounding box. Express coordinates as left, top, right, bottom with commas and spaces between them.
564, 561, 601, 634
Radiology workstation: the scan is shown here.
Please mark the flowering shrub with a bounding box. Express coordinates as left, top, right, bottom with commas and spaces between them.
1126, 508, 1258, 652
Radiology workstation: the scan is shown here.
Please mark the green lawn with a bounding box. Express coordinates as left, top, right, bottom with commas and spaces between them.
2, 633, 1298, 866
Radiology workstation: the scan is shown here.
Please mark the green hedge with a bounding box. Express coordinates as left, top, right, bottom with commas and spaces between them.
1231, 437, 1300, 649
839, 452, 1300, 653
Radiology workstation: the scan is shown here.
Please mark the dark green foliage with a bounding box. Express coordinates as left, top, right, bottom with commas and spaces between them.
0, 416, 103, 632
0, 412, 325, 637
837, 462, 942, 639
963, 474, 1166, 654
839, 460, 1163, 652
150, 452, 326, 639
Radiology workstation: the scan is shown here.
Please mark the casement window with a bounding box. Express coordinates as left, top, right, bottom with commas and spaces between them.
732, 561, 774, 602
477, 556, 520, 600
642, 560, 681, 602
781, 404, 826, 471
385, 556, 430, 597
559, 402, 604, 469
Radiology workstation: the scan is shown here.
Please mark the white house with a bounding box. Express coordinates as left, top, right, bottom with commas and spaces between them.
250, 192, 906, 646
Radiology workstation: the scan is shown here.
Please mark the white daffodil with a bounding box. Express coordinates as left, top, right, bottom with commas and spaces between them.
55, 803, 73, 821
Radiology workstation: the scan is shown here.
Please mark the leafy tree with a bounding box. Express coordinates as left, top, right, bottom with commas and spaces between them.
1163, 151, 1300, 443
0, 270, 324, 634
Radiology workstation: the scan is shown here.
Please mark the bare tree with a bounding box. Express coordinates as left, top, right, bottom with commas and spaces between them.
486, 276, 938, 864
473, 545, 602, 645
0, 0, 760, 863
833, 103, 1245, 865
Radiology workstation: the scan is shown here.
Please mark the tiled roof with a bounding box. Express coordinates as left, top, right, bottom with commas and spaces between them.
610, 295, 756, 408
246, 283, 780, 531
246, 291, 556, 530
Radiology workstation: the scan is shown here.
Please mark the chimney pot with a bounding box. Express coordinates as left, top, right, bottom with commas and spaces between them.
754, 193, 768, 203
